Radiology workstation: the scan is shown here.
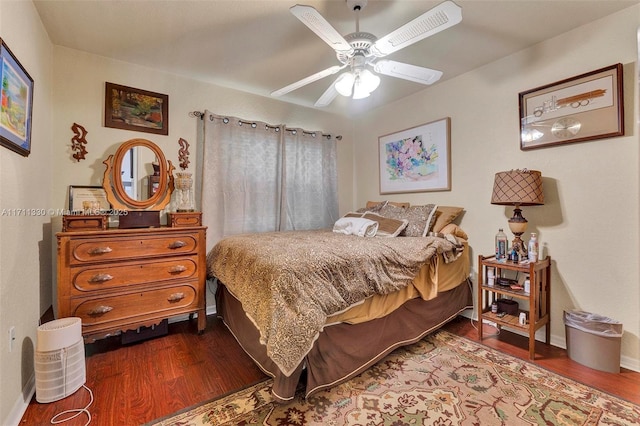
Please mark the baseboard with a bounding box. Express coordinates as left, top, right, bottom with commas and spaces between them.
5, 374, 35, 426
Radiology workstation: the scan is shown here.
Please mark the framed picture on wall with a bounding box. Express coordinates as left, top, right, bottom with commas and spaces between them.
519, 63, 624, 150
378, 117, 451, 194
104, 82, 169, 135
0, 38, 34, 157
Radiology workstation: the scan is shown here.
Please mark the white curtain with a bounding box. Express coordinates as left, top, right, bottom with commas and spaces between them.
197, 111, 338, 250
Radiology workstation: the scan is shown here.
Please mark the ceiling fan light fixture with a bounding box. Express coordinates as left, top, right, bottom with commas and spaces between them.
352, 69, 380, 99
352, 84, 371, 99
335, 72, 355, 96
359, 69, 380, 93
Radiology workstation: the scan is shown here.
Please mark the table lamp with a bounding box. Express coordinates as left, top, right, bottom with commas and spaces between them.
491, 169, 544, 257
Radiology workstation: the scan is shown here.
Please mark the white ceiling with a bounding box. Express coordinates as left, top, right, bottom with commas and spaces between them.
33, 0, 639, 117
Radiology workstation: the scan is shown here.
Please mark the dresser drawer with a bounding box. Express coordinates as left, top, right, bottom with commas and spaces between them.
68, 233, 198, 265
71, 284, 198, 326
57, 226, 207, 340
70, 257, 198, 293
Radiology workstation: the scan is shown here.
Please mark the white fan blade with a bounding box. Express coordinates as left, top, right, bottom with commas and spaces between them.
271, 65, 344, 97
374, 60, 443, 85
314, 80, 339, 107
290, 5, 354, 54
371, 0, 462, 57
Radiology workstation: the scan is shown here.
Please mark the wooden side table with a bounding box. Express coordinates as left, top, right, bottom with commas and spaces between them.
477, 254, 551, 359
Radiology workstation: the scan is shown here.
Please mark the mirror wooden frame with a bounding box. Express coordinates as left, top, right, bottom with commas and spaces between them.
102, 138, 174, 210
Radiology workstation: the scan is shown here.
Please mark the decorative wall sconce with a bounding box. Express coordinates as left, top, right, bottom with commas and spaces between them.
178, 138, 190, 170
175, 138, 193, 212
70, 123, 88, 161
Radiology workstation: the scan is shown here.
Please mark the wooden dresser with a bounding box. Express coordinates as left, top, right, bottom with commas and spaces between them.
57, 226, 207, 342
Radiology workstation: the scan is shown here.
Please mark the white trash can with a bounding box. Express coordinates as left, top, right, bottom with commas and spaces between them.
564, 310, 623, 373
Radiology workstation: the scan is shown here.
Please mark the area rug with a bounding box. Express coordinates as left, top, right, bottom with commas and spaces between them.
150, 331, 640, 425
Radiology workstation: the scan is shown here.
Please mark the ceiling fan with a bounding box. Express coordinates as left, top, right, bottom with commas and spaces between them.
271, 0, 462, 107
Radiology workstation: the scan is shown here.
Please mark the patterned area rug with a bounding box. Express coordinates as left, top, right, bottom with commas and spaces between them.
150, 331, 640, 425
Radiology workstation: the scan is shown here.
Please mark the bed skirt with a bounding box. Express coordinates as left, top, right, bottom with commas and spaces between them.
215, 279, 473, 402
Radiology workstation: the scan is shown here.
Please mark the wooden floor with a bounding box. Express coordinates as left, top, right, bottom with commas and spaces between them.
20, 315, 640, 425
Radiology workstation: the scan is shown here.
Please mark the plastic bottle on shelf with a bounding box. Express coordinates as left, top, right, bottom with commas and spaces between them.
495, 228, 508, 260
528, 233, 539, 262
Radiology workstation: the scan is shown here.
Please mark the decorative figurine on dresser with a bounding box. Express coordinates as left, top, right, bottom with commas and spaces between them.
57, 138, 207, 343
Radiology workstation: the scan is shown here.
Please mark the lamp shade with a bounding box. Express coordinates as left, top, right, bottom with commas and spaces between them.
491, 169, 544, 206
335, 72, 355, 97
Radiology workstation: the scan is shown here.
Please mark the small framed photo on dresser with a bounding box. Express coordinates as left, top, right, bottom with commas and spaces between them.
68, 185, 110, 213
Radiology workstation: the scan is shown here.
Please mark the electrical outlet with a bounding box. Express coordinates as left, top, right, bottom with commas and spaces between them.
482, 319, 497, 328
8, 326, 15, 352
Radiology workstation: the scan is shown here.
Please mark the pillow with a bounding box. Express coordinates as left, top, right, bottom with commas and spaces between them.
342, 212, 364, 218
366, 200, 410, 209
378, 203, 438, 237
440, 223, 468, 240
361, 213, 408, 237
358, 201, 387, 213
431, 206, 464, 233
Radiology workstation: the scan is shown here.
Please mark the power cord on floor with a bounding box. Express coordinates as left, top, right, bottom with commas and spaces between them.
469, 316, 501, 337
50, 385, 93, 426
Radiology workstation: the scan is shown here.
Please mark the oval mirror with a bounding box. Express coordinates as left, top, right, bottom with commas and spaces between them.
102, 138, 174, 211
119, 145, 162, 201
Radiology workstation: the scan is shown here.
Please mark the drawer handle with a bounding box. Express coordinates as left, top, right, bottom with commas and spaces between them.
89, 273, 113, 283
168, 240, 187, 249
167, 292, 185, 302
87, 246, 113, 255
88, 305, 113, 315
169, 265, 187, 274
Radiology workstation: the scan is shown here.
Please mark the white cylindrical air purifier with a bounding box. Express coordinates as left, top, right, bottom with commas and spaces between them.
35, 317, 86, 403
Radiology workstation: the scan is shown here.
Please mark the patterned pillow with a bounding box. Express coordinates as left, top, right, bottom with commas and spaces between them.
357, 201, 387, 213
379, 204, 438, 237
361, 213, 408, 237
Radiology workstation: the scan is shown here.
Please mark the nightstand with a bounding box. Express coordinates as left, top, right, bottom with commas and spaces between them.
477, 254, 551, 359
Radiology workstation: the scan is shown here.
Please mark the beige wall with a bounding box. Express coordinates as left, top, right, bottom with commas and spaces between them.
0, 1, 54, 424
353, 6, 639, 370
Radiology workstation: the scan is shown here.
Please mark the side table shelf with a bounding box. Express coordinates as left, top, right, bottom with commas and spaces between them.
477, 254, 551, 359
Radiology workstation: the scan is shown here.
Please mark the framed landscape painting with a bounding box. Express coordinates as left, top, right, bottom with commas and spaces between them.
0, 38, 34, 157
379, 117, 451, 194
105, 82, 168, 135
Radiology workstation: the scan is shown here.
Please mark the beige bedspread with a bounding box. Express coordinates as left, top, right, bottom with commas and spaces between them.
207, 229, 464, 376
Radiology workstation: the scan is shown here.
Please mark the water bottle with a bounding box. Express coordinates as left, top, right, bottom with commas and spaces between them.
495, 228, 507, 260
528, 233, 538, 262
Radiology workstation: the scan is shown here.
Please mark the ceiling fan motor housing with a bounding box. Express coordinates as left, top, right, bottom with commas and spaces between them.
337, 32, 377, 65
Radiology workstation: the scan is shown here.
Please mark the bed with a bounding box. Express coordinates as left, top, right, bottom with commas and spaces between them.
207, 203, 472, 402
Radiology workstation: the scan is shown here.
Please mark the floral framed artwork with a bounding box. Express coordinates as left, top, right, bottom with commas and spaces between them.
0, 38, 34, 157
105, 82, 168, 135
519, 63, 623, 150
379, 117, 451, 194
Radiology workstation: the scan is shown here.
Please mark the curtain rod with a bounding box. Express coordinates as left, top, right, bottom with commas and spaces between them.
189, 111, 342, 141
